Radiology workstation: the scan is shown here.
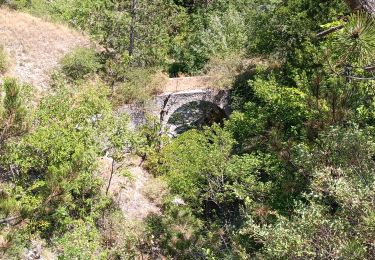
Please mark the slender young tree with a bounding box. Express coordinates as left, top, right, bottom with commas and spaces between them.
128, 0, 137, 58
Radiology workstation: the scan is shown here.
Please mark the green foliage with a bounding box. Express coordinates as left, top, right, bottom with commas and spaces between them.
150, 125, 285, 257
0, 46, 8, 74
242, 126, 375, 258
0, 83, 132, 256
333, 12, 375, 67
170, 2, 250, 75
16, 0, 253, 74
227, 77, 310, 152
146, 204, 205, 258
143, 1, 375, 258
0, 78, 32, 148
1, 84, 108, 222
54, 220, 107, 259
156, 126, 235, 207
245, 0, 348, 86
248, 202, 355, 259
50, 0, 176, 68
3, 0, 375, 258
5, 0, 32, 9
60, 47, 101, 81
99, 210, 149, 259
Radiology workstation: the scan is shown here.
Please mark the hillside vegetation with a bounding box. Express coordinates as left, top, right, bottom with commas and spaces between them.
1, 0, 375, 259
0, 7, 91, 90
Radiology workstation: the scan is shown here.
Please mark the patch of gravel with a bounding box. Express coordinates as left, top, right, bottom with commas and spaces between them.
0, 7, 91, 90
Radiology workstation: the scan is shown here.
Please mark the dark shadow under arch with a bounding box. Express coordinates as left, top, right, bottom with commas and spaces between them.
167, 100, 228, 135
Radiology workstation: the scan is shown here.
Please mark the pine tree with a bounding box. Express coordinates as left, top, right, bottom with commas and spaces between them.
0, 78, 29, 146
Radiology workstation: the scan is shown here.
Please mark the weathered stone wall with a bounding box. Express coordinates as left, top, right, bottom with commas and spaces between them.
153, 89, 230, 127
118, 88, 231, 134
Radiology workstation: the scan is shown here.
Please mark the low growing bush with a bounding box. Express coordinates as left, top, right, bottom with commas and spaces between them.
60, 47, 101, 81
3, 0, 35, 9
0, 45, 8, 74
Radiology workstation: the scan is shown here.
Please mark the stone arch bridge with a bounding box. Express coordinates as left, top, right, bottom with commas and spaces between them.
120, 76, 231, 134
155, 88, 230, 132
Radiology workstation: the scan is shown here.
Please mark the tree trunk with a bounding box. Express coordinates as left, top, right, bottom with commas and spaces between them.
345, 0, 375, 15
318, 0, 375, 37
129, 0, 137, 58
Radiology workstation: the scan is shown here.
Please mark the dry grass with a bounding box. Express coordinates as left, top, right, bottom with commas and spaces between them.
164, 76, 215, 92
163, 56, 265, 93
0, 7, 91, 90
148, 71, 169, 95
205, 54, 265, 89
98, 155, 161, 221
142, 177, 169, 207
163, 55, 266, 93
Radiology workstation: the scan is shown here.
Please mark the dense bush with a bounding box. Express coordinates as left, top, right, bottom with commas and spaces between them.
54, 220, 107, 259
4, 0, 31, 9
169, 2, 250, 75
0, 82, 133, 258
144, 1, 375, 259
14, 0, 253, 75
2, 0, 375, 259
0, 78, 32, 148
60, 47, 101, 81
241, 126, 375, 258
148, 126, 287, 257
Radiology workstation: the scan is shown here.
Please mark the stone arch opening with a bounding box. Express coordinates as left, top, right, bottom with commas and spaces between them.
166, 100, 228, 135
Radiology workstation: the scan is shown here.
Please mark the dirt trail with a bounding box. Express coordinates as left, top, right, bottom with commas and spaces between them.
0, 8, 91, 90
99, 155, 161, 221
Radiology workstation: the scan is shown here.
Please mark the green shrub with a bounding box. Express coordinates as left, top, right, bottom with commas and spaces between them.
54, 220, 107, 259
5, 0, 31, 9
100, 210, 148, 259
0, 78, 32, 145
0, 46, 8, 74
60, 47, 101, 81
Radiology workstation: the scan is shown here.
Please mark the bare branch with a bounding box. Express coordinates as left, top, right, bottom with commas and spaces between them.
316, 25, 344, 38
364, 65, 375, 71
0, 215, 21, 225
346, 75, 375, 80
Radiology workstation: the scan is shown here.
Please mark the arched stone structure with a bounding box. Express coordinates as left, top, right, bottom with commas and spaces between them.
118, 87, 231, 134
153, 89, 230, 132
166, 100, 228, 135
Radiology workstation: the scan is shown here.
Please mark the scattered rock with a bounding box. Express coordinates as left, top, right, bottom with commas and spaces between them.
23, 240, 56, 260
172, 196, 186, 206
